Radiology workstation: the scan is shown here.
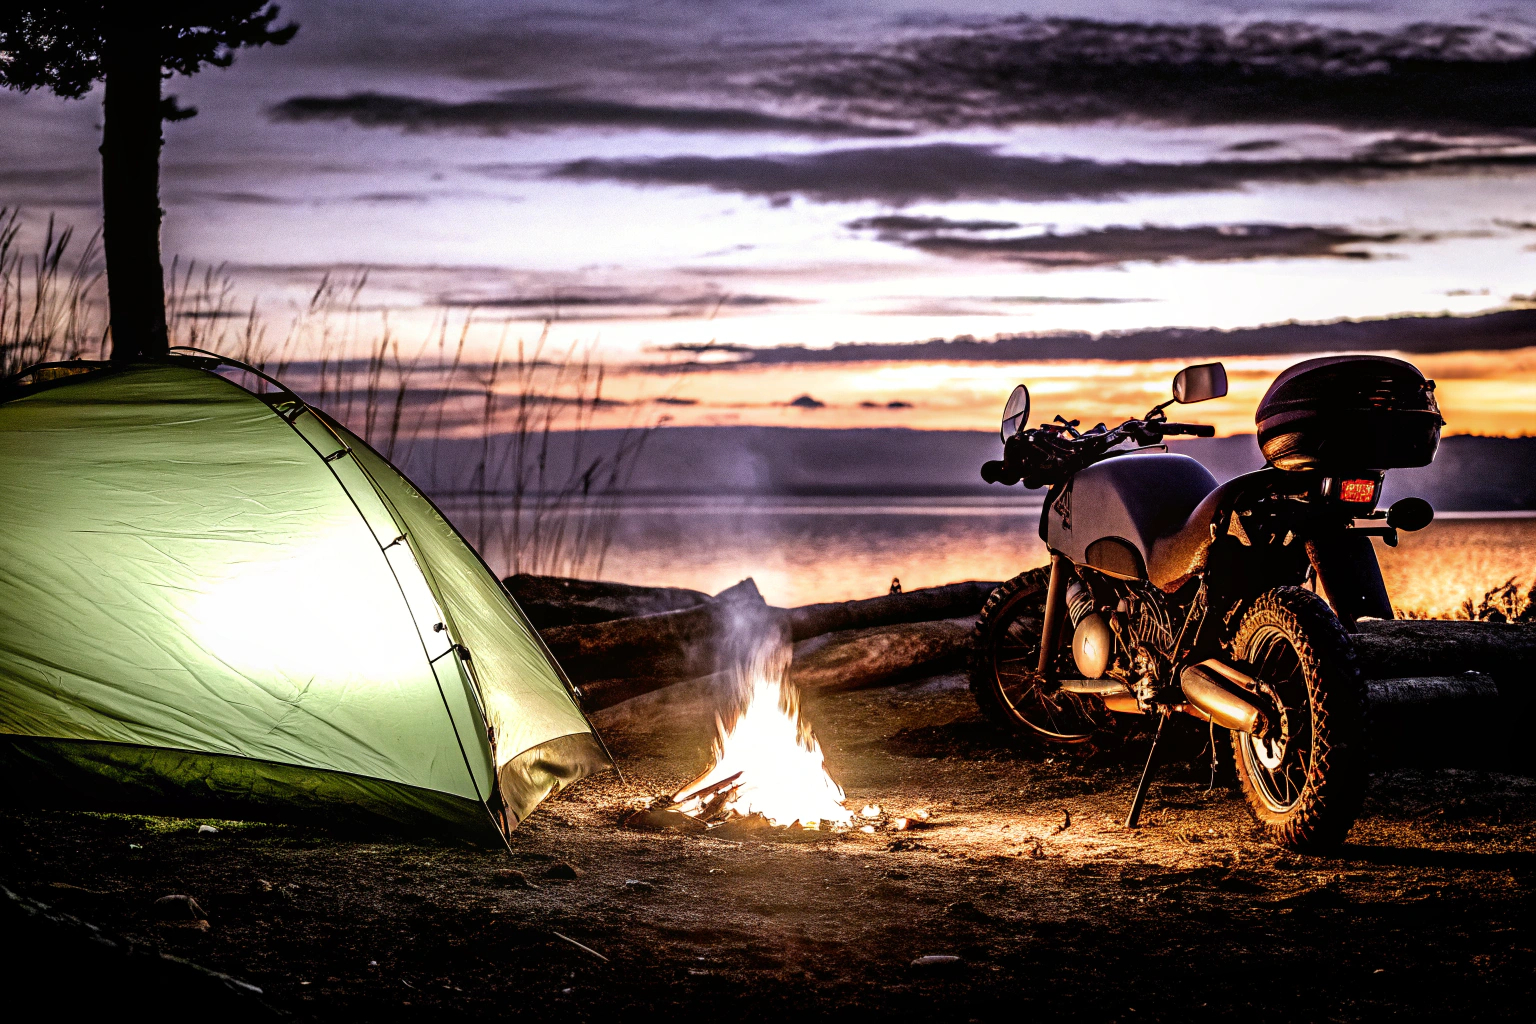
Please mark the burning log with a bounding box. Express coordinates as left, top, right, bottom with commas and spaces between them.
505, 574, 709, 629
789, 617, 975, 693
541, 579, 786, 710
784, 581, 1000, 641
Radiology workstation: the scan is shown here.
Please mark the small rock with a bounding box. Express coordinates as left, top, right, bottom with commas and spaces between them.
859, 824, 876, 834
911, 955, 962, 968
859, 804, 882, 819
545, 862, 585, 880
623, 879, 655, 892
946, 900, 989, 921
154, 894, 209, 930
489, 868, 538, 889
197, 824, 219, 834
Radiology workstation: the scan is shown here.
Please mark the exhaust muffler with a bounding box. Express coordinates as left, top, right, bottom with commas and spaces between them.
1180, 660, 1274, 735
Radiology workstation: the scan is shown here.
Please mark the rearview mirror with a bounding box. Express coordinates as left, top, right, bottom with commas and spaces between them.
1172, 362, 1228, 404
1001, 384, 1030, 440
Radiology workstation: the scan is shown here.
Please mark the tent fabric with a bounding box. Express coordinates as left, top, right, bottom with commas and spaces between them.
325, 418, 608, 823
0, 361, 607, 843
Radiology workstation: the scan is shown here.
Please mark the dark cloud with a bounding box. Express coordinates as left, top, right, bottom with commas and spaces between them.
433, 289, 796, 312
648, 308, 1536, 368
269, 90, 901, 138
206, 191, 291, 205
763, 18, 1536, 135
888, 223, 1401, 268
352, 191, 432, 204
845, 214, 1020, 233
0, 166, 94, 186
549, 142, 1536, 205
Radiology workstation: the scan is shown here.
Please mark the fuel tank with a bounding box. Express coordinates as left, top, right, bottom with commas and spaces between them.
1045, 453, 1217, 580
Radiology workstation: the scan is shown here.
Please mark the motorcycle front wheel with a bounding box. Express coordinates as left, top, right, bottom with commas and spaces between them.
1228, 586, 1368, 851
969, 567, 1115, 744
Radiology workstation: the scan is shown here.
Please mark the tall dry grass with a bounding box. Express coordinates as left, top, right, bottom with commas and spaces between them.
0, 208, 107, 374
0, 209, 662, 580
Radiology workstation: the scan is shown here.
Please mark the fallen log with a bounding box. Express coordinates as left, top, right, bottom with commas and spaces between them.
506, 573, 709, 629
790, 617, 975, 693
1354, 619, 1536, 682
542, 579, 786, 709
1367, 676, 1505, 769
784, 581, 1000, 641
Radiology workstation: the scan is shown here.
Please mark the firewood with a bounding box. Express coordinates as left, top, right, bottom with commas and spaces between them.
505, 573, 709, 629
624, 807, 708, 833
785, 581, 999, 641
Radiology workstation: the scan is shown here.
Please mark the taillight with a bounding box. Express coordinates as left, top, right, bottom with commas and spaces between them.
1339, 478, 1376, 504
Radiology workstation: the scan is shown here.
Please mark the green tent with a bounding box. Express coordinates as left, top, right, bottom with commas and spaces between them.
0, 357, 608, 845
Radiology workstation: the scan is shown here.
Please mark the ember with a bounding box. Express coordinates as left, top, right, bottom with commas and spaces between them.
672, 639, 852, 829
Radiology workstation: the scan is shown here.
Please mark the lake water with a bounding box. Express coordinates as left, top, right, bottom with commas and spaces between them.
447, 496, 1536, 618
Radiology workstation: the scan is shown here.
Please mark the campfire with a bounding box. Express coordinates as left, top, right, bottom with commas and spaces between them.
669, 640, 853, 830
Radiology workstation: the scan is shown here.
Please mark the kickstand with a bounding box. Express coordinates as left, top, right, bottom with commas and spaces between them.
1125, 710, 1170, 829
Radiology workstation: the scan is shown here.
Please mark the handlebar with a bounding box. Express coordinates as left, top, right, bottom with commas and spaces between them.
986, 415, 1215, 488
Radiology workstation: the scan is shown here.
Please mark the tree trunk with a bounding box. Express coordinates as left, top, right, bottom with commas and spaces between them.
101, 21, 169, 362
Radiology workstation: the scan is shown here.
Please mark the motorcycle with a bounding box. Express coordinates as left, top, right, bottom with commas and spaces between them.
973, 355, 1443, 850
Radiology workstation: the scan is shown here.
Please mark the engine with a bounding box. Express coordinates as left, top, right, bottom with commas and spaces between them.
1066, 576, 1178, 702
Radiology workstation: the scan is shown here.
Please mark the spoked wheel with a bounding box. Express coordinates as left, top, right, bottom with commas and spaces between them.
1228, 587, 1368, 851
969, 568, 1115, 744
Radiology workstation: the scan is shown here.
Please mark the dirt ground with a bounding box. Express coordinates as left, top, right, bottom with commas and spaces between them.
2, 675, 1533, 1021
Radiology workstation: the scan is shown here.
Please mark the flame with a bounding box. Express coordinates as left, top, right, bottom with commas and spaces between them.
674, 641, 852, 828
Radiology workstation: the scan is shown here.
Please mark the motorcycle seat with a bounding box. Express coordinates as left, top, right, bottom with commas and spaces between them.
1147, 476, 1251, 591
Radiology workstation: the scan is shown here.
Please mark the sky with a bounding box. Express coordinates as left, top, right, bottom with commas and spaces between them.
4, 0, 1536, 435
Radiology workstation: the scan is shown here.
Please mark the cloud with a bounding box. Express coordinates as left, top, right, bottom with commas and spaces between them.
269, 90, 901, 138
647, 308, 1536, 367
763, 18, 1536, 135
845, 214, 1021, 233
432, 288, 797, 314
549, 142, 1536, 205
352, 191, 432, 204
878, 223, 1402, 268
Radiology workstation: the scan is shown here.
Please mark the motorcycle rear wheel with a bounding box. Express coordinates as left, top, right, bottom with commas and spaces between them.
1228, 586, 1368, 852
969, 568, 1115, 744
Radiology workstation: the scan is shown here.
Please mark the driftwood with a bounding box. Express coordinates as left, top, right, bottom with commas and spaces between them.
790, 617, 975, 692
506, 574, 709, 629
784, 581, 1000, 641
541, 579, 786, 709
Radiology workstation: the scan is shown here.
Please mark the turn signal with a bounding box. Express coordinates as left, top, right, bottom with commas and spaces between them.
1339, 478, 1376, 503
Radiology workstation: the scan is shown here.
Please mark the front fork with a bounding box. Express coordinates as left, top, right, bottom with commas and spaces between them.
1038, 552, 1070, 677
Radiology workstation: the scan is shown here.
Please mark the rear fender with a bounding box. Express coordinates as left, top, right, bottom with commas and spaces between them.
1304, 532, 1392, 631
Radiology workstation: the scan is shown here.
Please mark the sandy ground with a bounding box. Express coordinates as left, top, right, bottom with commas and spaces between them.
2, 675, 1533, 1021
